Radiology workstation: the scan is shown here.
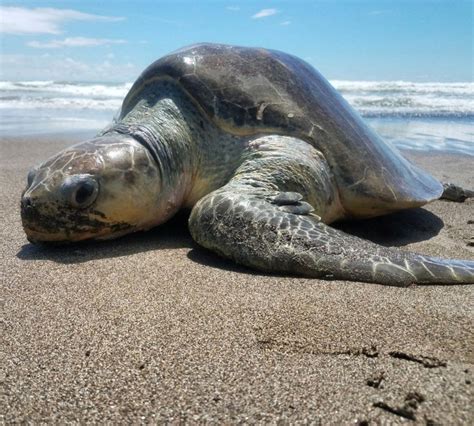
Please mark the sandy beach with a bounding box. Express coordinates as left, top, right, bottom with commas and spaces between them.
1, 134, 473, 423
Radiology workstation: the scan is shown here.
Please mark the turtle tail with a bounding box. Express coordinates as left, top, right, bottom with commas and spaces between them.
189, 187, 474, 287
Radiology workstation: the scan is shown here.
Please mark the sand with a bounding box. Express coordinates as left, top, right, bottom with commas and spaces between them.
1, 134, 473, 423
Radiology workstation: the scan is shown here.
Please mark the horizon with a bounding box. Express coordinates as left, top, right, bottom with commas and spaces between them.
2, 78, 474, 84
0, 1, 472, 83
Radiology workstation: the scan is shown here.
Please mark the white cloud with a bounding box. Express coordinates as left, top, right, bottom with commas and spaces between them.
280, 21, 291, 26
0, 6, 124, 35
27, 37, 126, 49
252, 9, 278, 19
0, 53, 139, 81
226, 6, 240, 12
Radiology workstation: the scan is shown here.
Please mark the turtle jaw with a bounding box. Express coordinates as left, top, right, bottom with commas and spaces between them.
23, 223, 135, 245
21, 197, 134, 244
24, 228, 102, 245
23, 227, 134, 246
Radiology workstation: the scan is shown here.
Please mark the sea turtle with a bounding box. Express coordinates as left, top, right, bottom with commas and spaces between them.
21, 43, 474, 286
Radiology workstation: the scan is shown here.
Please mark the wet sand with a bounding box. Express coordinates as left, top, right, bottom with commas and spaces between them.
1, 134, 473, 423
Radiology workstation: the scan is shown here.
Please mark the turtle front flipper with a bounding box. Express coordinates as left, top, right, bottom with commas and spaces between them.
189, 186, 473, 286
188, 135, 473, 286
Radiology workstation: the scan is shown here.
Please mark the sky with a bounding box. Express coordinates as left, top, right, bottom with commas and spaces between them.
0, 0, 472, 82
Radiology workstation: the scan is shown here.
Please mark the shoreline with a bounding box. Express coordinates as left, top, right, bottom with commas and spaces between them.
1, 134, 473, 423
3, 112, 474, 157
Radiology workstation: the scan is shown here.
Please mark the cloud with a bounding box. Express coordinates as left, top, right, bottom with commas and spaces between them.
252, 9, 278, 19
226, 6, 240, 12
27, 37, 126, 49
0, 6, 124, 35
0, 53, 139, 81
280, 21, 291, 26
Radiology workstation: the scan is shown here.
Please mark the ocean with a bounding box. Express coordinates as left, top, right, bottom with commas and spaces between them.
0, 80, 472, 155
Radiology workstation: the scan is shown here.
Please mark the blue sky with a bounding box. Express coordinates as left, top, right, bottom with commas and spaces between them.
1, 0, 472, 82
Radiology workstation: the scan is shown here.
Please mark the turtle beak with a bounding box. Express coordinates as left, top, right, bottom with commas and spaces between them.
20, 194, 133, 244
20, 194, 71, 243
20, 195, 56, 243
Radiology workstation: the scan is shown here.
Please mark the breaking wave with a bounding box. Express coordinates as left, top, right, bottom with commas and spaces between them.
0, 80, 472, 117
0, 80, 131, 99
0, 96, 122, 110
0, 80, 472, 154
332, 80, 473, 118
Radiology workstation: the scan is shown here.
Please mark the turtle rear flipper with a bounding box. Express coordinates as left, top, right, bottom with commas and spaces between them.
440, 182, 474, 202
189, 186, 473, 286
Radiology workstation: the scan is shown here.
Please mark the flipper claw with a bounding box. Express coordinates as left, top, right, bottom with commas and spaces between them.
278, 201, 314, 215
271, 192, 304, 205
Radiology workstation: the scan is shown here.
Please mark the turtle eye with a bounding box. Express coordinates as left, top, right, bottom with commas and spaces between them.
61, 175, 99, 209
73, 181, 98, 207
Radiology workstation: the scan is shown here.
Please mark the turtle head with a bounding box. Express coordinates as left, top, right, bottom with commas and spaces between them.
21, 134, 171, 243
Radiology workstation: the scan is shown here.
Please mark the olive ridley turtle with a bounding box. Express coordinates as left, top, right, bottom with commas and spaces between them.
21, 43, 474, 286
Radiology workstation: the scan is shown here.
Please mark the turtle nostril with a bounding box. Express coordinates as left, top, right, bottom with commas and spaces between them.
21, 196, 32, 209
21, 197, 36, 222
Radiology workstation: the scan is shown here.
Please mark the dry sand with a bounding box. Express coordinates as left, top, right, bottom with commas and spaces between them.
1, 134, 473, 423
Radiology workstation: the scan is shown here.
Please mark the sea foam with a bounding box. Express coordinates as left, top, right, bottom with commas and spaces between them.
0, 80, 472, 117
0, 80, 472, 154
332, 80, 473, 117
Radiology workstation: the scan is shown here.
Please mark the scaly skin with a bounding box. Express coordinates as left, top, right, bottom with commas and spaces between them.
189, 135, 474, 286
21, 80, 474, 285
21, 135, 161, 242
21, 81, 246, 242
